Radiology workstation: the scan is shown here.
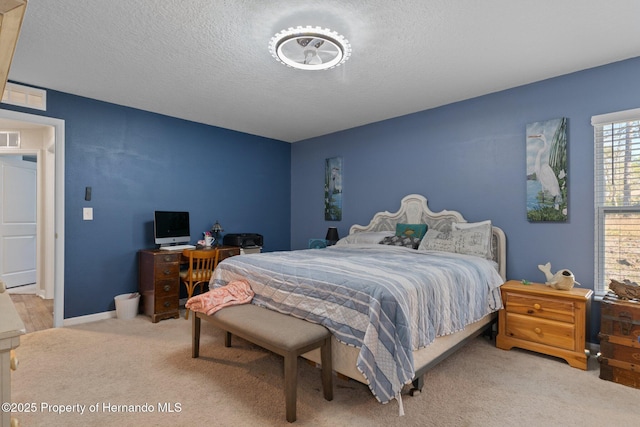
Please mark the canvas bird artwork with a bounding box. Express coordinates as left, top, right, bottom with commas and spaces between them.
526, 118, 568, 222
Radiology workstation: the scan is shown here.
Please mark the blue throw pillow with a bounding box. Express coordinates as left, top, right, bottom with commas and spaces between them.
395, 223, 427, 239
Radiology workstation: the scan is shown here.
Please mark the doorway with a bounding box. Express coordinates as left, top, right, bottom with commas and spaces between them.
0, 109, 65, 328
0, 155, 36, 288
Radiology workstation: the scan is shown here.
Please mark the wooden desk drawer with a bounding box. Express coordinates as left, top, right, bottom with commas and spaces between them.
219, 247, 241, 261
154, 295, 179, 313
153, 262, 179, 279
504, 312, 575, 350
504, 292, 575, 323
156, 279, 179, 296
155, 252, 182, 264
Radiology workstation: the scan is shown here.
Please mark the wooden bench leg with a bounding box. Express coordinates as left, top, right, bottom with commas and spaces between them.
192, 314, 201, 358
320, 337, 333, 401
284, 353, 297, 423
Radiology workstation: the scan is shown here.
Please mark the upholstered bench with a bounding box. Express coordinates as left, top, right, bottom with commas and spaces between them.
192, 304, 333, 422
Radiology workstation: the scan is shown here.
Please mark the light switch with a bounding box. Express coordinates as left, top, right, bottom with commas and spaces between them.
83, 207, 93, 220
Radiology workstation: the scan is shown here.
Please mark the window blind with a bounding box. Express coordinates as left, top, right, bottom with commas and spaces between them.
593, 108, 640, 294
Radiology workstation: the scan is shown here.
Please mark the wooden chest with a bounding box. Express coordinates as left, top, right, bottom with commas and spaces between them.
598, 295, 640, 389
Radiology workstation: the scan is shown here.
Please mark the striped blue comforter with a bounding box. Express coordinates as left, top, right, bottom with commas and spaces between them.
211, 245, 503, 404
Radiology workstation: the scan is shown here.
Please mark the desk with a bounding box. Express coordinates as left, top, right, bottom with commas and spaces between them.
138, 246, 241, 323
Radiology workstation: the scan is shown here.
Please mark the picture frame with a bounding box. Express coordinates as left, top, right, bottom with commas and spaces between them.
324, 157, 343, 221
526, 117, 568, 222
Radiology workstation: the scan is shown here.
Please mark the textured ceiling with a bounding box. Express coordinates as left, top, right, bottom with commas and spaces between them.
7, 0, 640, 142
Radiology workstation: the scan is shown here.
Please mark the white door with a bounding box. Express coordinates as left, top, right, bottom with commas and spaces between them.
0, 155, 37, 288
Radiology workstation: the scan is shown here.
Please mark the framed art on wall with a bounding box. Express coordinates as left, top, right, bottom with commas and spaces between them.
526, 117, 568, 222
324, 156, 343, 221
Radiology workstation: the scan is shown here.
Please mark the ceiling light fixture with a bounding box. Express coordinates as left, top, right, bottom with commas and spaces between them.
269, 26, 351, 71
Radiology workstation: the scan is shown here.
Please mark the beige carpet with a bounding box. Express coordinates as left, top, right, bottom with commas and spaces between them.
10, 314, 640, 427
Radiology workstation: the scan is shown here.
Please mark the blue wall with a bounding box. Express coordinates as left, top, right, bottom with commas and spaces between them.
5, 56, 639, 338
3, 89, 291, 318
292, 56, 640, 342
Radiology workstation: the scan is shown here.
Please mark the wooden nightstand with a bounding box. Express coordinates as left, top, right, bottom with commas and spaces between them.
496, 280, 593, 370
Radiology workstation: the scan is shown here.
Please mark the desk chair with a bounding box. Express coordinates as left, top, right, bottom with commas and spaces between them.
180, 249, 220, 320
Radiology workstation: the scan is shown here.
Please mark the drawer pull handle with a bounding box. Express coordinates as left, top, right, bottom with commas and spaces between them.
10, 349, 18, 371
534, 327, 542, 334
164, 285, 171, 292
533, 303, 541, 310
163, 269, 171, 275
164, 256, 172, 262
164, 301, 171, 308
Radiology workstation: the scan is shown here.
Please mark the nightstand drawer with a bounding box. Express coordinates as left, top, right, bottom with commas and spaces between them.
504, 292, 575, 323
504, 312, 575, 350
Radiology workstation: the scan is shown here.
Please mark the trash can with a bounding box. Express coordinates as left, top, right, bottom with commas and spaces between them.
114, 292, 140, 319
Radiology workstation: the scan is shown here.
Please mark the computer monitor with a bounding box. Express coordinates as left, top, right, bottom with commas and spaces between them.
153, 211, 190, 246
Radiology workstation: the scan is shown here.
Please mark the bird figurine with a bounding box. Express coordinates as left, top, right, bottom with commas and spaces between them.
608, 279, 640, 300
537, 262, 580, 290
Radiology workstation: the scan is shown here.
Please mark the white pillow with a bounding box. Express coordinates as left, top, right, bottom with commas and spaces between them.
335, 231, 395, 246
418, 228, 454, 253
452, 220, 493, 259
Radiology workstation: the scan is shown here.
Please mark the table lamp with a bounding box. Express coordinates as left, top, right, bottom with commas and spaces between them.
325, 227, 339, 246
211, 220, 223, 247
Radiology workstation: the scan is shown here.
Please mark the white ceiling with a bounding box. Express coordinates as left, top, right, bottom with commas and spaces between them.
7, 0, 640, 142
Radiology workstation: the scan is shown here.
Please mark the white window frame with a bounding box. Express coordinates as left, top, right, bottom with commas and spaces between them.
592, 108, 640, 299
2, 82, 47, 111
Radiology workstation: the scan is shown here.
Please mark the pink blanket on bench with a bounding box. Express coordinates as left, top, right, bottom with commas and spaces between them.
185, 280, 254, 316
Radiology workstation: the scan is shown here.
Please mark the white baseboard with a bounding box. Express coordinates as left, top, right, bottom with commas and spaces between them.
63, 310, 116, 326
62, 299, 189, 327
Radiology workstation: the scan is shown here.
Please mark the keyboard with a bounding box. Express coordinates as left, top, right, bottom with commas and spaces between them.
159, 244, 196, 251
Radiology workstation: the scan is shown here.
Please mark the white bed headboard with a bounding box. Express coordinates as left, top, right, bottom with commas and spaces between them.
349, 194, 507, 280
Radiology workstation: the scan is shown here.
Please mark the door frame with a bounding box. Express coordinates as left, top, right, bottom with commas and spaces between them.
0, 108, 65, 327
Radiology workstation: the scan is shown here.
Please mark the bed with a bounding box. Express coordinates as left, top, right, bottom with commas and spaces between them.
210, 194, 506, 410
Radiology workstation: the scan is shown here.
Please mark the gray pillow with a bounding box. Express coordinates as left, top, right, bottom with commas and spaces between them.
418, 228, 454, 253
452, 220, 493, 259
379, 235, 421, 249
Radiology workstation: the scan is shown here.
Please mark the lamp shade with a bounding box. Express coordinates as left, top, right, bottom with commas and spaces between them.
211, 220, 223, 233
325, 227, 339, 245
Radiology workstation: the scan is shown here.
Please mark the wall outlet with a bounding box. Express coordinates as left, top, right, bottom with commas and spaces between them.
83, 207, 93, 220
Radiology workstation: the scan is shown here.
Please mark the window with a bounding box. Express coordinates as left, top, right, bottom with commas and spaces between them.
0, 131, 20, 147
592, 108, 640, 296
2, 82, 47, 111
